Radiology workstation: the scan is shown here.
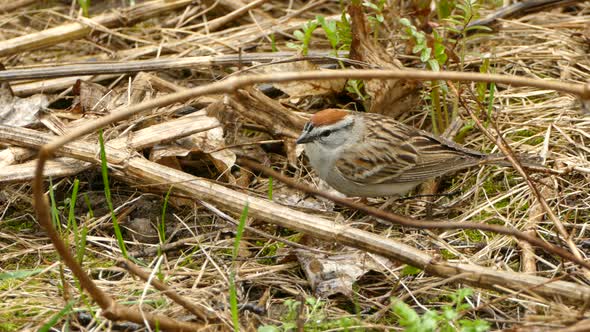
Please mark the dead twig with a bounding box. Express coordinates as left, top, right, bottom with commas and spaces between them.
0, 52, 338, 82
119, 259, 217, 322
198, 0, 271, 32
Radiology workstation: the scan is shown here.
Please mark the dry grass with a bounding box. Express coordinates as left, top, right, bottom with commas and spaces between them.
1, 0, 590, 331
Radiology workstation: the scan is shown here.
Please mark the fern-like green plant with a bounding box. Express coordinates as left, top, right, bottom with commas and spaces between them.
287, 20, 319, 55
392, 288, 491, 332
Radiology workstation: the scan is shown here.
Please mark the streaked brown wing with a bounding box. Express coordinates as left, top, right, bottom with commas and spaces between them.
335, 118, 484, 185
335, 140, 417, 184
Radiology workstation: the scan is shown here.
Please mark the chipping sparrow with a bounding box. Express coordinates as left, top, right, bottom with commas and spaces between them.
296, 109, 508, 197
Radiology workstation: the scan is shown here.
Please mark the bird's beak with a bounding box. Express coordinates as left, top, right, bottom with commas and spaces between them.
295, 132, 312, 144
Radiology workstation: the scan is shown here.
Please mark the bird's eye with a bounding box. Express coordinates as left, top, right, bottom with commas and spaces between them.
320, 130, 332, 138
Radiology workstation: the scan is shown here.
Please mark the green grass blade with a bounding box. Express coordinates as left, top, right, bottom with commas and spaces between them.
229, 272, 239, 332
83, 193, 94, 218
67, 179, 80, 230
38, 300, 76, 332
160, 186, 173, 245
232, 203, 249, 260
48, 178, 61, 233
229, 202, 249, 331
98, 129, 128, 258
77, 0, 90, 17
0, 269, 44, 280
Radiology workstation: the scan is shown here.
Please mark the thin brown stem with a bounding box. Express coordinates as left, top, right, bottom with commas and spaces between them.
119, 259, 216, 322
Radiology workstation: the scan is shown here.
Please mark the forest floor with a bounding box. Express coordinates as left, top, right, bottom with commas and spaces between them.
1, 0, 590, 331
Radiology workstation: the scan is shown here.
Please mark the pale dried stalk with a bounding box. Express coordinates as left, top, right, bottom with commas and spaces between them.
199, 0, 271, 32
0, 158, 89, 183
0, 146, 35, 167
0, 52, 336, 82
521, 183, 554, 274
0, 0, 194, 57
0, 110, 219, 183
0, 0, 35, 12
10, 75, 118, 97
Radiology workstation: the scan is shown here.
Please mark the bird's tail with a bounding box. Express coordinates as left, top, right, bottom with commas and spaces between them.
480, 153, 543, 168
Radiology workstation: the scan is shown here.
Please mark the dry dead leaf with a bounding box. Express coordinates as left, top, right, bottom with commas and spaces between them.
0, 147, 36, 167
0, 87, 48, 127
272, 181, 336, 211
73, 80, 112, 114
296, 250, 396, 298
150, 144, 192, 160
73, 73, 157, 115
181, 125, 236, 171
150, 111, 236, 175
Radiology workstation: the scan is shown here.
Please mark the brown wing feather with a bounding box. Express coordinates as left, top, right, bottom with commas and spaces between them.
335, 115, 486, 185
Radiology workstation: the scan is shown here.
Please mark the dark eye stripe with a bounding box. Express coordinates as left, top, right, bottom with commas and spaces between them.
320, 129, 333, 137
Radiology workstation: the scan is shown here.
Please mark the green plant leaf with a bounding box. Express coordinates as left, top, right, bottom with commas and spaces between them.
336, 13, 352, 51
286, 42, 300, 50
229, 272, 239, 332
293, 30, 305, 41
459, 319, 490, 332
232, 203, 249, 260
77, 0, 90, 17
0, 269, 44, 280
465, 25, 493, 32
437, 0, 455, 19
362, 1, 380, 11
283, 322, 296, 331
422, 310, 440, 330
428, 59, 440, 71
442, 306, 458, 321
270, 33, 278, 52
267, 176, 273, 200
98, 129, 127, 258
318, 15, 339, 50
455, 288, 473, 302
392, 299, 420, 327
401, 265, 422, 276
420, 47, 432, 62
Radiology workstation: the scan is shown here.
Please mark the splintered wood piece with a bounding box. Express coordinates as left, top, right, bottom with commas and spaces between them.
348, 3, 420, 117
